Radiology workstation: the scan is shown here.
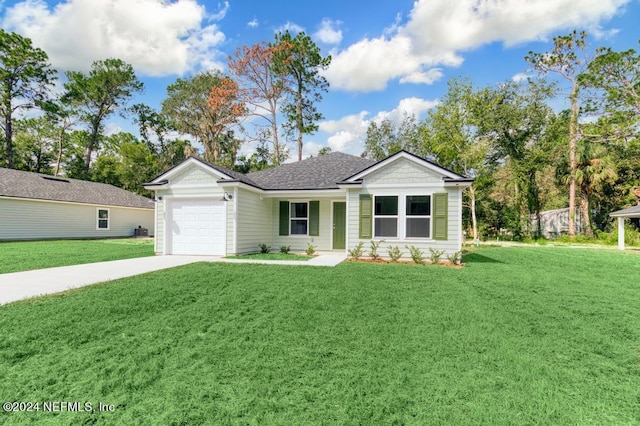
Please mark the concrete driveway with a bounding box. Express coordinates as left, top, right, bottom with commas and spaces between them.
0, 253, 346, 305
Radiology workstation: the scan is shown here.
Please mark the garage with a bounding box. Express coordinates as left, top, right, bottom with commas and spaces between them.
167, 198, 226, 255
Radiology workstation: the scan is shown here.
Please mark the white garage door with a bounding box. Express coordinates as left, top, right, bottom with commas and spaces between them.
168, 198, 226, 255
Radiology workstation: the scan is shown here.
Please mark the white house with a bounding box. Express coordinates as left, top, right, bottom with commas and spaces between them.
144, 151, 472, 257
0, 168, 155, 240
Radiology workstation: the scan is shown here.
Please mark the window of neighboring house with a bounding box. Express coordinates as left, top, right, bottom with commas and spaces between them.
97, 208, 110, 230
374, 196, 398, 238
290, 202, 308, 235
406, 195, 431, 238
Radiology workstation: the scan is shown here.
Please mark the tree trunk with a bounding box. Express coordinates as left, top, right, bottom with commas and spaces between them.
55, 128, 64, 176
85, 120, 101, 171
581, 195, 592, 237
469, 186, 478, 242
568, 81, 579, 236
4, 107, 13, 169
296, 89, 303, 161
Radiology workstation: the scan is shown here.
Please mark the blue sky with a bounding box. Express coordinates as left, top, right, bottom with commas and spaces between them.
1, 0, 639, 159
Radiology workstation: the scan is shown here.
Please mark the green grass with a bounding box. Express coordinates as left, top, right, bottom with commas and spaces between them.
1, 246, 639, 424
0, 239, 155, 274
225, 252, 311, 261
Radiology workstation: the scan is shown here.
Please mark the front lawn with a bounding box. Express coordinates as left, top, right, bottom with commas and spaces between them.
0, 246, 639, 424
0, 239, 155, 274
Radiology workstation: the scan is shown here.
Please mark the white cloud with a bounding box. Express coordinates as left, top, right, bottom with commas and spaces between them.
314, 19, 342, 45
318, 97, 437, 154
511, 73, 529, 83
274, 21, 304, 34
247, 18, 258, 28
325, 0, 629, 92
1, 0, 227, 76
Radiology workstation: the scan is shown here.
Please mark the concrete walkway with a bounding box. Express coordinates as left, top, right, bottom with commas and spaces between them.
0, 253, 346, 305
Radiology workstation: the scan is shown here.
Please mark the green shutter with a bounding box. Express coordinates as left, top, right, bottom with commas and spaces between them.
433, 193, 448, 240
309, 201, 320, 236
279, 201, 290, 236
359, 194, 372, 239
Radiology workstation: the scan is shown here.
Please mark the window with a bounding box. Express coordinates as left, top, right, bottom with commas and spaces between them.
290, 202, 308, 235
97, 208, 110, 230
374, 196, 398, 237
406, 195, 431, 238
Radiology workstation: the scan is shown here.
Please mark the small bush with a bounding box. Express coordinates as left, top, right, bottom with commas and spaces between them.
348, 242, 365, 259
258, 243, 271, 254
428, 248, 445, 264
387, 245, 403, 262
369, 239, 385, 259
447, 250, 463, 265
280, 245, 291, 254
305, 243, 316, 256
405, 245, 424, 264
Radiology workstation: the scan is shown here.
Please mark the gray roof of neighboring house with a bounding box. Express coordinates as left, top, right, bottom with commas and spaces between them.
610, 204, 640, 217
247, 152, 376, 190
0, 168, 155, 209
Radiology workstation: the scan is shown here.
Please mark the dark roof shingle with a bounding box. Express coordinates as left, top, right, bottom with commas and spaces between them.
247, 152, 376, 190
0, 168, 154, 209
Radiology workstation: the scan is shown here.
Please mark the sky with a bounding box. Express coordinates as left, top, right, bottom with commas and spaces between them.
1, 0, 639, 160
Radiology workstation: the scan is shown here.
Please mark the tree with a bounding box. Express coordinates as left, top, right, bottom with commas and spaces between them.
63, 58, 143, 171
0, 29, 56, 168
162, 71, 242, 167
207, 76, 247, 165
272, 31, 331, 161
526, 30, 591, 236
12, 117, 57, 173
228, 42, 289, 164
417, 78, 493, 242
362, 114, 419, 161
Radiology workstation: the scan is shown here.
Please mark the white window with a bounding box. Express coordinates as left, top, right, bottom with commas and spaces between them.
290, 202, 308, 235
97, 208, 110, 230
406, 195, 431, 238
373, 195, 432, 239
374, 196, 398, 238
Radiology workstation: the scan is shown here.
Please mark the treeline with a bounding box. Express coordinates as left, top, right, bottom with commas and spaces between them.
362, 32, 639, 239
0, 29, 331, 196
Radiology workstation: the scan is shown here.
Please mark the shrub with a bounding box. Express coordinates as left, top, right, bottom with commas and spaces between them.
258, 243, 271, 254
348, 242, 365, 259
405, 245, 424, 264
305, 243, 316, 256
387, 245, 403, 262
280, 245, 291, 254
428, 248, 445, 264
447, 250, 463, 265
369, 239, 385, 259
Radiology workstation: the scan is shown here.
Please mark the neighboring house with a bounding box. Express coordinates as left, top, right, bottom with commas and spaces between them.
610, 204, 640, 250
144, 150, 472, 257
530, 207, 584, 238
0, 168, 155, 240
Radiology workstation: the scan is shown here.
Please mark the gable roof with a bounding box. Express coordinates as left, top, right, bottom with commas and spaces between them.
247, 152, 376, 190
146, 156, 261, 188
0, 168, 155, 209
340, 150, 469, 183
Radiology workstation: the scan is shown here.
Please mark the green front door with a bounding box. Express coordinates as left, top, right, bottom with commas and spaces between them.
333, 202, 346, 250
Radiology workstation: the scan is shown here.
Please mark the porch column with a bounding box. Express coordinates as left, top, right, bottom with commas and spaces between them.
617, 217, 625, 250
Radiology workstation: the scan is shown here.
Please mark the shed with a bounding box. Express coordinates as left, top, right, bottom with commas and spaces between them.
610, 205, 640, 250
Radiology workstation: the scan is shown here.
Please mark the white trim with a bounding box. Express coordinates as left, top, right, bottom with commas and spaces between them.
345, 190, 350, 254
96, 208, 110, 230
618, 217, 625, 250
289, 200, 310, 236
154, 199, 158, 253
371, 193, 434, 240
363, 182, 446, 189
345, 151, 462, 182
0, 195, 153, 211
261, 189, 345, 198
150, 157, 232, 183
163, 183, 222, 190
232, 187, 238, 255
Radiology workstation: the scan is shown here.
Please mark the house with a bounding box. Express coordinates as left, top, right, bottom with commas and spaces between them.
144, 150, 472, 257
610, 204, 640, 250
0, 168, 155, 240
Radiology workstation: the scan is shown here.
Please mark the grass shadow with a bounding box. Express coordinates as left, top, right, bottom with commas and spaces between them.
463, 252, 505, 264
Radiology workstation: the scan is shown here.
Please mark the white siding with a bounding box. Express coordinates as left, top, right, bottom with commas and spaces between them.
346, 187, 463, 257
235, 188, 272, 254
365, 158, 443, 185
271, 197, 337, 252
170, 166, 218, 185
0, 197, 154, 240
